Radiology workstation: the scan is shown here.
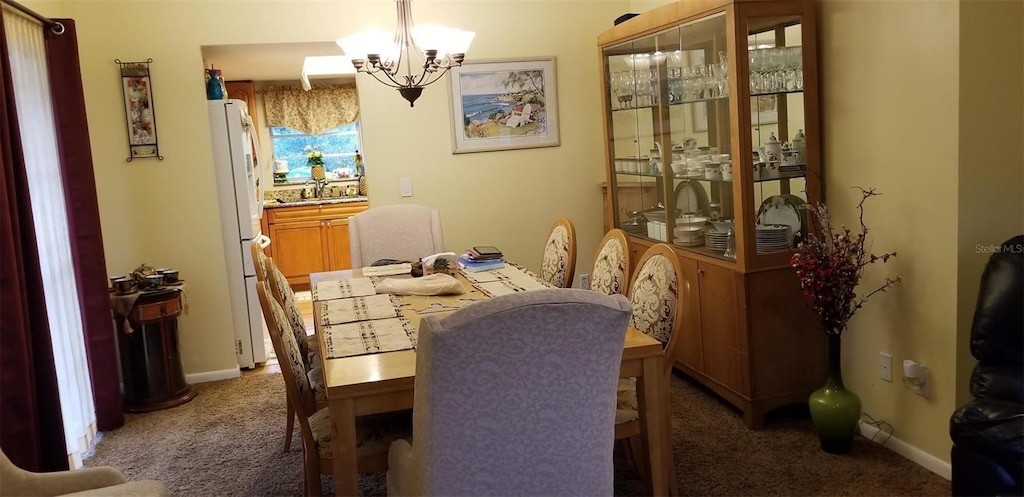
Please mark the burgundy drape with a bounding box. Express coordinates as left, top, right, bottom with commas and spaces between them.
0, 9, 69, 473
44, 18, 123, 430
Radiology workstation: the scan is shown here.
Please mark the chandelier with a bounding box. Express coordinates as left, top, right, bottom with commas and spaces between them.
337, 0, 475, 107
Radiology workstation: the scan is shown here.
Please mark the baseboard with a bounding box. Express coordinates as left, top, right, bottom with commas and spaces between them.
858, 421, 952, 480
185, 368, 240, 384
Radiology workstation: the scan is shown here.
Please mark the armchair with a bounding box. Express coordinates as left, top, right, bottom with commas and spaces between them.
0, 450, 169, 496
949, 235, 1023, 497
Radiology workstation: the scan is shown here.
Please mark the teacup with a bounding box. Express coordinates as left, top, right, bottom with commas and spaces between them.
143, 274, 165, 289
159, 269, 179, 284
112, 278, 133, 294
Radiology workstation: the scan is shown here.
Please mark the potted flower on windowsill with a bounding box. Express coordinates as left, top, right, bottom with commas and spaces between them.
305, 145, 325, 180
791, 187, 900, 455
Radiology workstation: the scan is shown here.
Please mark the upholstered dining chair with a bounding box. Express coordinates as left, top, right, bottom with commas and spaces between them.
251, 240, 269, 283
590, 228, 632, 296
348, 204, 445, 268
265, 259, 326, 452
1, 450, 169, 496
255, 281, 411, 497
540, 217, 577, 288
386, 288, 633, 496
615, 243, 686, 483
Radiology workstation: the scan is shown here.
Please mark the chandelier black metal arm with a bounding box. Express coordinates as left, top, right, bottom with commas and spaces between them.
341, 0, 471, 107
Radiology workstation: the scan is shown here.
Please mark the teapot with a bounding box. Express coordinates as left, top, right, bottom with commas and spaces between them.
763, 132, 782, 163
791, 129, 807, 164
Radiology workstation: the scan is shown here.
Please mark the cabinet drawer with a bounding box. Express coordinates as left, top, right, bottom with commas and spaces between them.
131, 295, 182, 322
266, 202, 367, 223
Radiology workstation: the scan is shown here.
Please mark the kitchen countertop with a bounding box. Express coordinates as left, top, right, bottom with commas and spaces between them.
264, 196, 368, 209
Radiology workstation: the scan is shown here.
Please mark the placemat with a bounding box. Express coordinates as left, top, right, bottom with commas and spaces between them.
319, 294, 401, 326
459, 263, 552, 297
312, 277, 376, 301
323, 317, 416, 358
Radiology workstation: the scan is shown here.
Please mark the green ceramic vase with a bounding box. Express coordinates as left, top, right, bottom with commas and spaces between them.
808, 333, 861, 454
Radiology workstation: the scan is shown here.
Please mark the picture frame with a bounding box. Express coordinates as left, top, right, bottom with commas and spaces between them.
751, 94, 778, 126
116, 59, 163, 161
448, 57, 560, 154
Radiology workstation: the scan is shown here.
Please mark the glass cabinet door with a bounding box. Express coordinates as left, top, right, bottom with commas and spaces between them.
745, 14, 809, 258
663, 13, 732, 260
605, 37, 663, 240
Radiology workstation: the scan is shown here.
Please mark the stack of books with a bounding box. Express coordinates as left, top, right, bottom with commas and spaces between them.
458, 246, 505, 272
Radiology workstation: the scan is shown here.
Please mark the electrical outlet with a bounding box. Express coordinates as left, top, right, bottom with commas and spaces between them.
879, 352, 893, 382
579, 273, 590, 290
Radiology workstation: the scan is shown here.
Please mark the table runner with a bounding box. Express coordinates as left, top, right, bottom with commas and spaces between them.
459, 263, 552, 297
320, 294, 401, 326
323, 317, 417, 358
312, 277, 376, 301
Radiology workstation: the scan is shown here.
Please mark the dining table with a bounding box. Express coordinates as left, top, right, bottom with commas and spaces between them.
310, 267, 675, 496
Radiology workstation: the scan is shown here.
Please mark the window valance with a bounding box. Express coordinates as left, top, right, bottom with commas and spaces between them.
262, 84, 359, 135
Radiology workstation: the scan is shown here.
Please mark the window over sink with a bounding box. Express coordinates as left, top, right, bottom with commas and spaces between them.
270, 122, 363, 182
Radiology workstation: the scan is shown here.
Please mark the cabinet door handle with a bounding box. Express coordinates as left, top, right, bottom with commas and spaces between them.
326, 220, 332, 227
698, 268, 705, 276
160, 305, 167, 316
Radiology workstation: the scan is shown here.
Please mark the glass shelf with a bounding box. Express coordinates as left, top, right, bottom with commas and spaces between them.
670, 170, 806, 182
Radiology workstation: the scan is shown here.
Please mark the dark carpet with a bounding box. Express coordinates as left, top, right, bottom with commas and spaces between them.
85, 372, 950, 496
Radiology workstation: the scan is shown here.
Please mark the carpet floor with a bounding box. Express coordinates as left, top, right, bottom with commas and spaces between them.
85, 372, 950, 496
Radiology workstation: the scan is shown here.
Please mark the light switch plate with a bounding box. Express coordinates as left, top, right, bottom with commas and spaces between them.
400, 177, 413, 197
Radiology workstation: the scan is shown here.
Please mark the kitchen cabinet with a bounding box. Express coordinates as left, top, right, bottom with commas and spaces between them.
600, 0, 825, 427
225, 80, 258, 129
262, 202, 367, 288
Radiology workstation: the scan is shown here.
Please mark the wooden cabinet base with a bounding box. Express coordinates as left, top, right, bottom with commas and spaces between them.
114, 289, 196, 413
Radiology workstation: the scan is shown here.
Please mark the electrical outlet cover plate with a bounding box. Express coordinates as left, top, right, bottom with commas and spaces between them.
579, 273, 590, 290
879, 352, 893, 382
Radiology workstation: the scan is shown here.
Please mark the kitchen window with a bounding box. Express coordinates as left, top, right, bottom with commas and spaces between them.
270, 122, 363, 181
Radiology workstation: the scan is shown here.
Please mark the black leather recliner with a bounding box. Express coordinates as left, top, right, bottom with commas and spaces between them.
950, 235, 1024, 497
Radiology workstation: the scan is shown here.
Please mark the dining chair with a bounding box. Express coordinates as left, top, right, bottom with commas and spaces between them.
590, 228, 632, 296
540, 217, 577, 288
255, 281, 411, 497
348, 204, 445, 268
386, 288, 633, 496
265, 259, 326, 452
251, 241, 269, 283
615, 243, 685, 484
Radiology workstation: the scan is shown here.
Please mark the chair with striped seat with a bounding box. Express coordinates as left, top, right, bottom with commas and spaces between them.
265, 259, 326, 452
255, 281, 411, 496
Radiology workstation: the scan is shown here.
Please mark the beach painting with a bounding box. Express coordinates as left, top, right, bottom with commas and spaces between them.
449, 57, 560, 154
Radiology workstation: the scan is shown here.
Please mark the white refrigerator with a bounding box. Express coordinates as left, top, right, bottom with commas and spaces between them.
208, 99, 269, 369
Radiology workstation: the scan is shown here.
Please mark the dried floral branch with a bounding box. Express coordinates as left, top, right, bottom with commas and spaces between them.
791, 188, 901, 334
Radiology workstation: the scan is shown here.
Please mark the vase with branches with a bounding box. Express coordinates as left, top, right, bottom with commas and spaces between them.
791, 187, 900, 454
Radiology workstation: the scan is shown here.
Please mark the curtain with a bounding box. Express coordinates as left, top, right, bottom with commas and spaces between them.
263, 84, 359, 134
1, 4, 118, 471
0, 5, 68, 473
44, 18, 123, 433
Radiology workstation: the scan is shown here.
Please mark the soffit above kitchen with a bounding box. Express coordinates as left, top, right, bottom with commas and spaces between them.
201, 41, 355, 83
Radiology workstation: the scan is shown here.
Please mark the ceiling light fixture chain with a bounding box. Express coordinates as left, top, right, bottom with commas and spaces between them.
339, 0, 473, 107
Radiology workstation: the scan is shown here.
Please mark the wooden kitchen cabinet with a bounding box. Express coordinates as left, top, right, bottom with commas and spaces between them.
225, 80, 258, 129
262, 202, 367, 287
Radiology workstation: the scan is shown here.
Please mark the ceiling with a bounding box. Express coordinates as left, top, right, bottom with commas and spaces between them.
201, 42, 354, 82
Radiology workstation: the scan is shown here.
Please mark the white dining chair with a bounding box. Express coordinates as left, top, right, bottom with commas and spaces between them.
348, 204, 445, 268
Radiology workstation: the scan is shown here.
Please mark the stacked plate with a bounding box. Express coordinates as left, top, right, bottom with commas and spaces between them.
756, 225, 791, 253
704, 229, 729, 251
673, 225, 705, 247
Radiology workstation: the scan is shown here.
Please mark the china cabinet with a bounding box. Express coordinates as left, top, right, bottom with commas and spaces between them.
261, 202, 367, 288
599, 0, 824, 427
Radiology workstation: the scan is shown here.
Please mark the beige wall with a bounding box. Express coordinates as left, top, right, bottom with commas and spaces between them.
31, 0, 627, 376
820, 0, 961, 463
955, 0, 1024, 406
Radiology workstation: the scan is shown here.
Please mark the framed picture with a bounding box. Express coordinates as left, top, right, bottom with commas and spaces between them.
751, 94, 778, 126
448, 57, 560, 154
116, 59, 162, 161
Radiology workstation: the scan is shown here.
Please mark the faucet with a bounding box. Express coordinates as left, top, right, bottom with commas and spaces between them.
313, 178, 329, 198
